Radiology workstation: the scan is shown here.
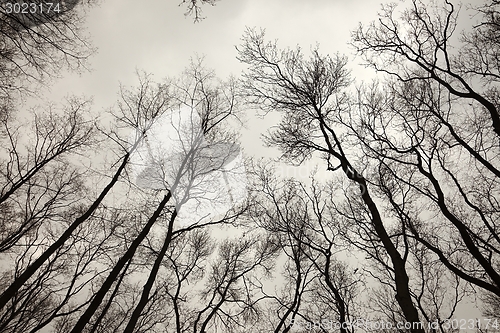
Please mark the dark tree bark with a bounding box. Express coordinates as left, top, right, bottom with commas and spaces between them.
69, 193, 171, 333
0, 150, 132, 311
237, 28, 424, 332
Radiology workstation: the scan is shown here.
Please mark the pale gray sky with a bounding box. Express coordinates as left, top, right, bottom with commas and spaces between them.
43, 0, 381, 159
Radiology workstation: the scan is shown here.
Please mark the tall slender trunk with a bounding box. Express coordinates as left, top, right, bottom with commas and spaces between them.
317, 117, 424, 333
88, 259, 132, 333
122, 209, 178, 333
323, 252, 348, 333
356, 172, 423, 333
70, 193, 171, 333
0, 152, 131, 311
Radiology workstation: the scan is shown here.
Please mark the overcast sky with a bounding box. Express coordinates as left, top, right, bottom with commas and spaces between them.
39, 0, 383, 159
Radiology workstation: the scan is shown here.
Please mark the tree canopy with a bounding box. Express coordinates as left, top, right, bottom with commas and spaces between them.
0, 0, 499, 332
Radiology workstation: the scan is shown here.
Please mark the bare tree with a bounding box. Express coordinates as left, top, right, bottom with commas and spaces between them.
481, 291, 500, 320
58, 60, 247, 333
158, 228, 214, 333
0, 0, 97, 101
352, 0, 500, 139
247, 164, 361, 333
0, 98, 94, 206
0, 72, 172, 322
348, 75, 500, 321
0, 0, 224, 104
121, 60, 244, 333
0, 201, 137, 333
237, 28, 425, 332
189, 235, 278, 333
179, 0, 219, 22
